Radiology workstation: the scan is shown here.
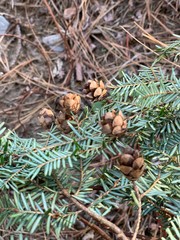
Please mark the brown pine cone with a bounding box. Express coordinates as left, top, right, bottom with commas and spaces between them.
101, 110, 127, 136
57, 93, 81, 114
117, 149, 145, 181
83, 79, 107, 101
38, 108, 54, 129
55, 112, 72, 133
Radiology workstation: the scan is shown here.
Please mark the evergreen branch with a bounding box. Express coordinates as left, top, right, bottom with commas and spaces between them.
163, 216, 180, 240
62, 188, 128, 240
54, 171, 128, 239
132, 173, 161, 239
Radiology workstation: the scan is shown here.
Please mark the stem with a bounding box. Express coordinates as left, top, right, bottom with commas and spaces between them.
53, 172, 128, 240
132, 182, 142, 240
62, 189, 128, 240
79, 216, 112, 240
141, 173, 160, 198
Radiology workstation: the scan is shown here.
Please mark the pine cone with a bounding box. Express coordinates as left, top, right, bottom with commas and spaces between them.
57, 93, 81, 114
83, 79, 107, 101
117, 149, 145, 181
55, 112, 72, 133
38, 108, 54, 129
101, 110, 127, 136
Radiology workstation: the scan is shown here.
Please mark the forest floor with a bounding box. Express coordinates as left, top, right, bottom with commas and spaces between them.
0, 1, 179, 239
0, 0, 179, 138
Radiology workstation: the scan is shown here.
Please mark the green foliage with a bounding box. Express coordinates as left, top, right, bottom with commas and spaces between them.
162, 216, 180, 240
0, 39, 180, 239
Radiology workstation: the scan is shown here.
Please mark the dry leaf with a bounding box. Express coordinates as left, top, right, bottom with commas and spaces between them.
82, 230, 94, 240
63, 7, 76, 20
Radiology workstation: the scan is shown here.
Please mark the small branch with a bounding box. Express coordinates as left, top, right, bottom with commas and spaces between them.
79, 216, 112, 240
132, 182, 142, 240
141, 173, 160, 198
43, 0, 73, 61
53, 172, 127, 239
131, 172, 161, 239
89, 179, 120, 208
62, 189, 128, 240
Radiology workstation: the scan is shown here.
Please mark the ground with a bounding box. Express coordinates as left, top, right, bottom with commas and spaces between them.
0, 1, 179, 238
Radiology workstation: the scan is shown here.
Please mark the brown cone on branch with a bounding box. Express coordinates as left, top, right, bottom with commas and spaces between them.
117, 148, 145, 181
100, 110, 127, 136
55, 112, 72, 133
38, 108, 55, 129
56, 93, 81, 114
83, 79, 107, 101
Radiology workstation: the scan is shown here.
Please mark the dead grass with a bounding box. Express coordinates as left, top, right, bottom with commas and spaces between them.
0, 1, 179, 238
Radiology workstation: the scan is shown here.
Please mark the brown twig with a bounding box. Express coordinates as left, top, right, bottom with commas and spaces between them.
62, 188, 128, 240
126, 231, 158, 240
0, 58, 36, 82
43, 0, 73, 61
121, 25, 180, 69
131, 172, 161, 239
132, 181, 142, 240
141, 172, 160, 198
79, 216, 112, 240
53, 173, 128, 240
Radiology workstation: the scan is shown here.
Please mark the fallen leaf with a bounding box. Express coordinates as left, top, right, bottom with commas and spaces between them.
63, 7, 76, 20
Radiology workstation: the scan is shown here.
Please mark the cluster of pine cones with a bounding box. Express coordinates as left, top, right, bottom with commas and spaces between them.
38, 79, 108, 133
38, 93, 81, 133
38, 79, 145, 181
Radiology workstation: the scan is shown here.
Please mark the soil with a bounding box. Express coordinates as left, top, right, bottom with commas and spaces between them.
0, 0, 179, 138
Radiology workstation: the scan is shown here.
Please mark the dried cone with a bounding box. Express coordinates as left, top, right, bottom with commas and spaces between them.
55, 112, 71, 133
118, 148, 145, 181
101, 110, 127, 136
57, 93, 81, 114
83, 79, 107, 101
38, 108, 54, 129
